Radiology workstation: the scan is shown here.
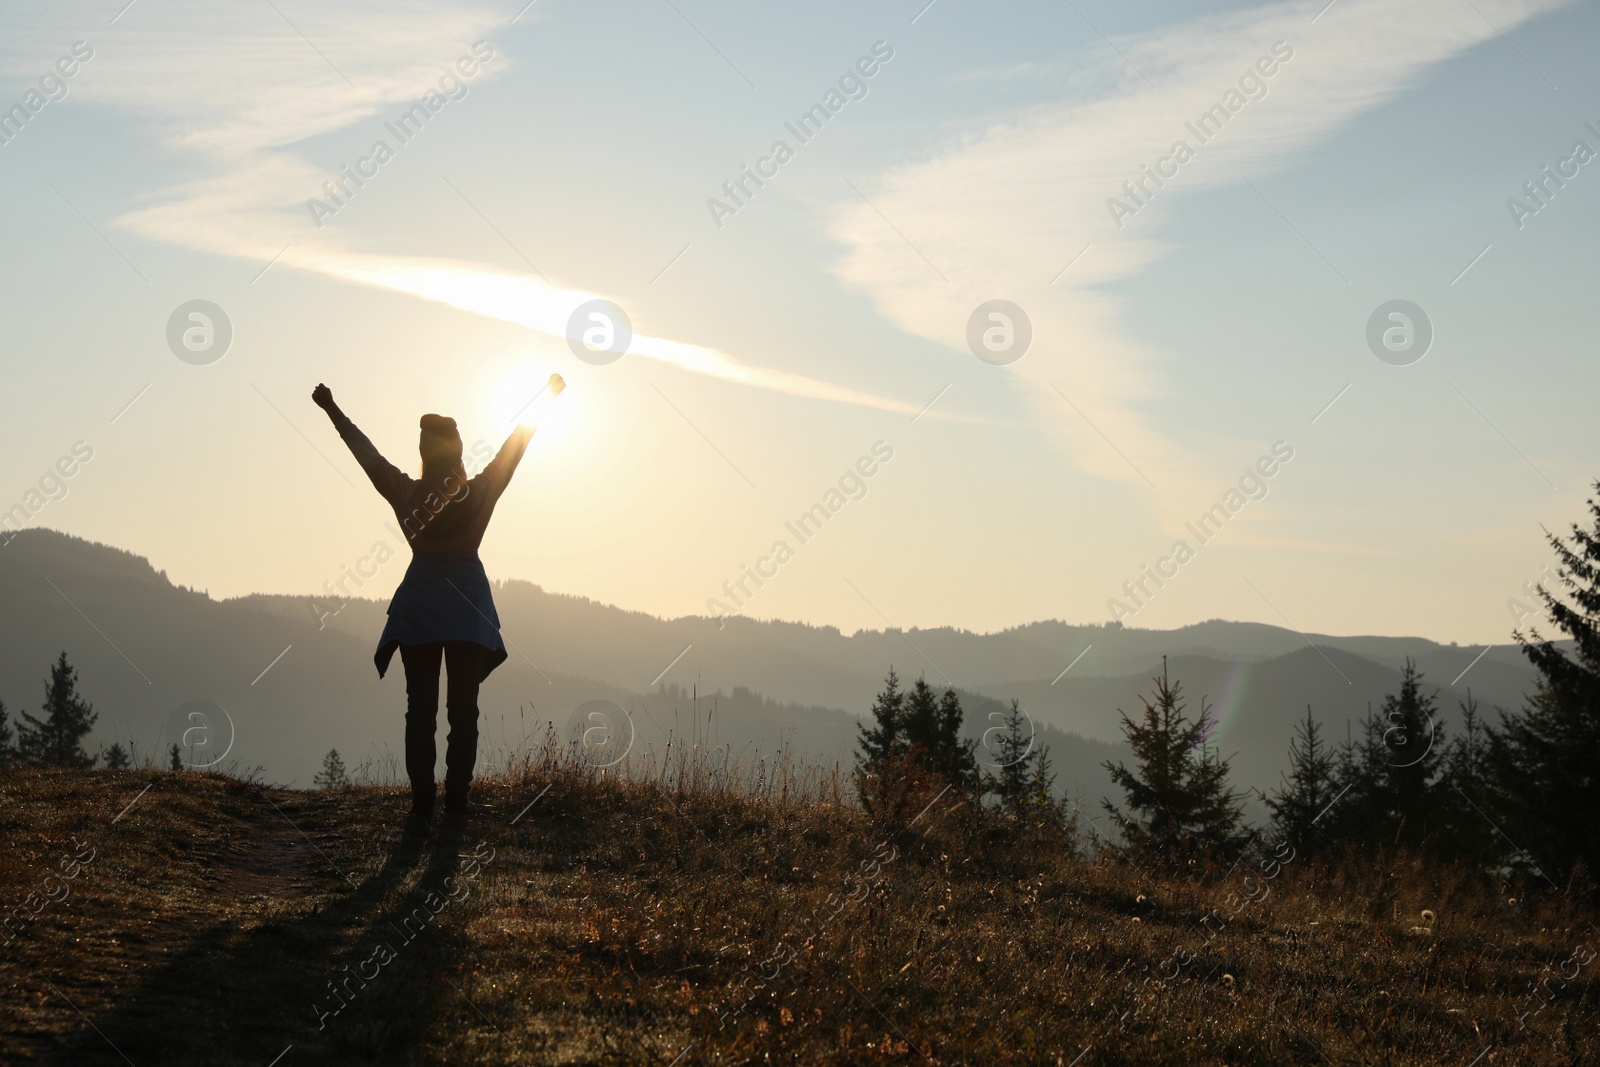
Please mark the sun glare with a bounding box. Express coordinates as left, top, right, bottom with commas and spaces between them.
490, 363, 578, 449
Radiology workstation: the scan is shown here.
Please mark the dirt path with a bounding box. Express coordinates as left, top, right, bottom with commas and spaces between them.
217, 791, 350, 901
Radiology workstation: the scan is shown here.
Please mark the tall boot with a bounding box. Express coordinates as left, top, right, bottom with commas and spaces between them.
443, 783, 470, 820
410, 782, 436, 818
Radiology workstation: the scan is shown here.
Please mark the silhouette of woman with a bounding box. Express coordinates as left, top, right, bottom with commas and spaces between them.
312, 380, 557, 826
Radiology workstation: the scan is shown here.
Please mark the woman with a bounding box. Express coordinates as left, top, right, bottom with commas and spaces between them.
312, 380, 556, 827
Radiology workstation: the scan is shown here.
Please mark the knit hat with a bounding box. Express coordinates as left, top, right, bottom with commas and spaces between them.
419, 414, 462, 464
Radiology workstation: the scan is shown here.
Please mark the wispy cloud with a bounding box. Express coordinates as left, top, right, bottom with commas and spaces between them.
282, 249, 933, 416
7, 1, 925, 416
827, 0, 1573, 512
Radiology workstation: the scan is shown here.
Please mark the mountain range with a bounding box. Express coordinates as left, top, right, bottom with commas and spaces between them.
0, 530, 1546, 808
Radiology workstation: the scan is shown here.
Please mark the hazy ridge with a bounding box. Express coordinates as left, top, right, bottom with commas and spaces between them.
0, 529, 1543, 797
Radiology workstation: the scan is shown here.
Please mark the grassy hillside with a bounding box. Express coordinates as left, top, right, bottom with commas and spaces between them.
2, 760, 1594, 1066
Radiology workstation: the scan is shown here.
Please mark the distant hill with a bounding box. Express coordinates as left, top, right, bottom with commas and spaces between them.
0, 529, 1545, 798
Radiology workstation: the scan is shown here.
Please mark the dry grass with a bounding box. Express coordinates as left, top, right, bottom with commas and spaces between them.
0, 742, 1595, 1065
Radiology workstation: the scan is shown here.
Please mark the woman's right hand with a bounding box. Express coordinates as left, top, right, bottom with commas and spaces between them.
312, 383, 335, 410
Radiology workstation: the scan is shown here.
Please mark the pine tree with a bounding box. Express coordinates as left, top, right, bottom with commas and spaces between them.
899, 679, 979, 792
1486, 490, 1600, 886
1325, 665, 1448, 852
169, 742, 184, 771
0, 701, 15, 772
992, 699, 1036, 815
1379, 660, 1444, 846
315, 749, 350, 789
1323, 708, 1389, 847
902, 677, 939, 756
16, 652, 98, 768
933, 687, 980, 791
1028, 744, 1058, 812
987, 698, 1063, 823
855, 668, 945, 823
856, 668, 905, 769
1262, 706, 1340, 849
102, 743, 130, 771
1438, 692, 1498, 861
1102, 659, 1248, 860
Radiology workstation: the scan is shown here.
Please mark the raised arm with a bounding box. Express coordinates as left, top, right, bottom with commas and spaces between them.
476, 423, 535, 502
312, 384, 411, 507
475, 374, 561, 500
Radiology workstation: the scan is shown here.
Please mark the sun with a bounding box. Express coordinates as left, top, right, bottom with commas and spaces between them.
490, 362, 578, 448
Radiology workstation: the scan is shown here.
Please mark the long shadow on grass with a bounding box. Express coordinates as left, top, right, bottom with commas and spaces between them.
42, 814, 490, 1066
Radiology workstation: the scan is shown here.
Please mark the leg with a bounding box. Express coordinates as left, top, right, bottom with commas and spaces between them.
442, 642, 487, 814
400, 643, 444, 815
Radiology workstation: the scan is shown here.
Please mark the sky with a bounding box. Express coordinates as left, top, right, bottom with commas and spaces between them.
1, 0, 1597, 645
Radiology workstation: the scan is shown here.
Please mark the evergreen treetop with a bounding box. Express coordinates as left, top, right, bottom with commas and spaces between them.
1102, 659, 1247, 859
988, 698, 1060, 821
1262, 706, 1339, 849
857, 667, 904, 768
1488, 488, 1600, 886
1378, 660, 1444, 847
16, 652, 98, 769
907, 679, 978, 791
315, 748, 351, 789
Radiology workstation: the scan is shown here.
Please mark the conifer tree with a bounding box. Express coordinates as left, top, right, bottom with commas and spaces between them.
1028, 744, 1058, 812
1102, 659, 1247, 860
315, 749, 350, 789
1486, 488, 1600, 886
902, 677, 939, 754
1262, 706, 1340, 849
933, 687, 980, 792
1325, 664, 1447, 852
855, 669, 943, 822
0, 701, 15, 772
856, 668, 905, 769
169, 742, 184, 771
1438, 692, 1498, 861
102, 743, 131, 771
988, 698, 1063, 822
1379, 660, 1444, 846
898, 678, 980, 792
992, 699, 1036, 814
16, 652, 98, 768
1324, 708, 1389, 848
